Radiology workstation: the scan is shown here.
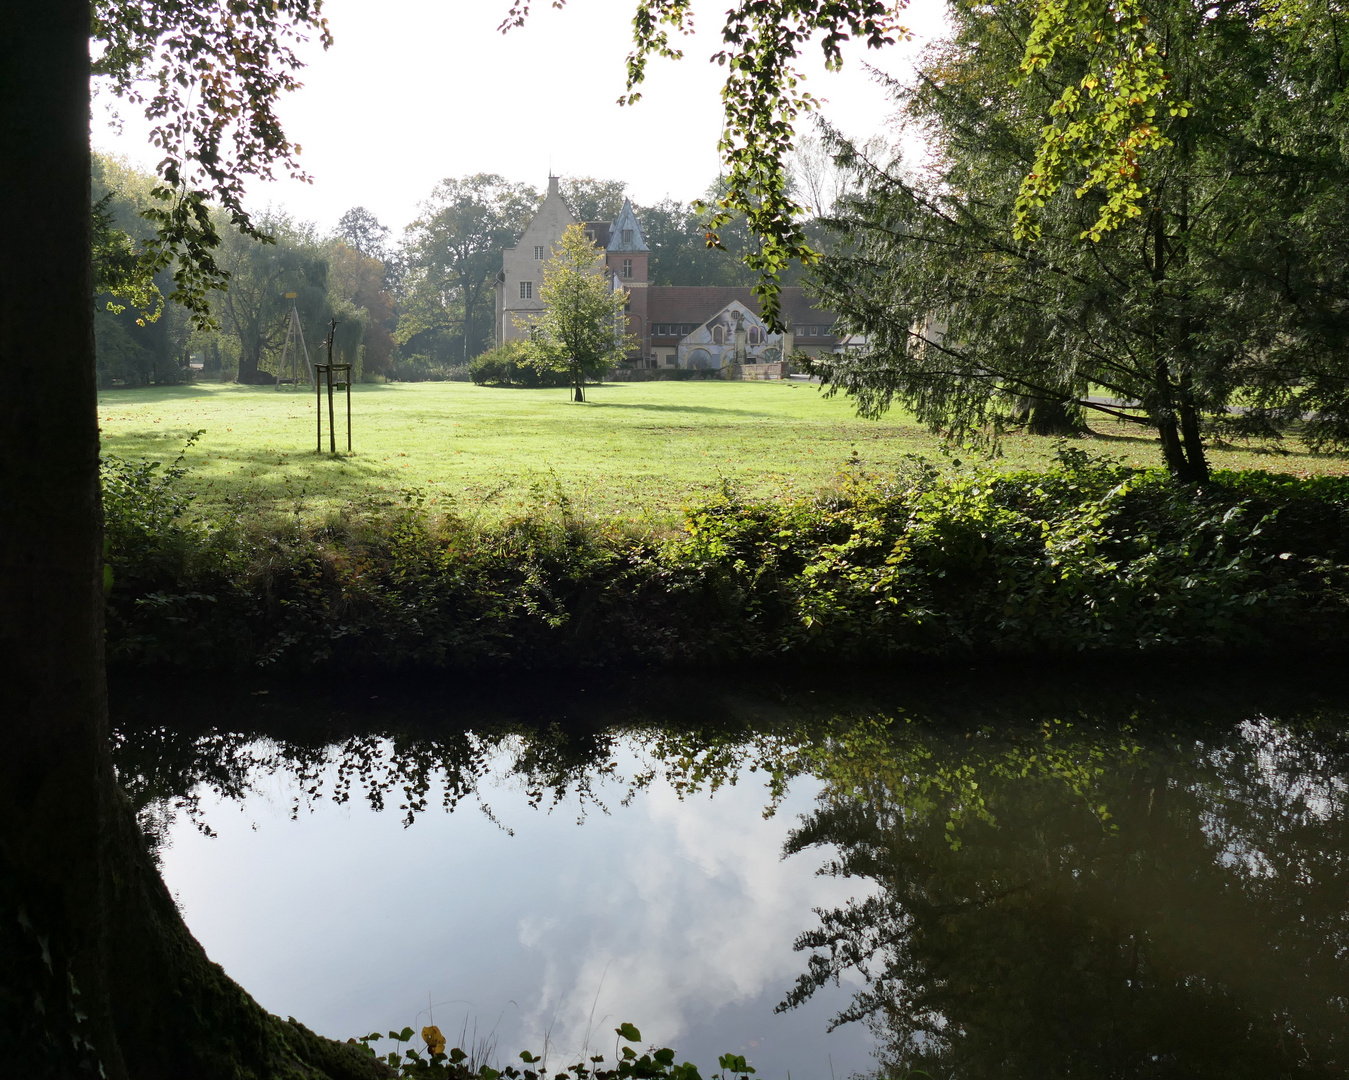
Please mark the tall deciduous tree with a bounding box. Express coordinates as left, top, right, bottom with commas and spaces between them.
336, 205, 391, 262
521, 224, 632, 402
560, 175, 628, 222
791, 133, 888, 220
637, 196, 755, 287
807, 0, 1349, 481
213, 213, 331, 384
399, 174, 538, 364
329, 241, 397, 379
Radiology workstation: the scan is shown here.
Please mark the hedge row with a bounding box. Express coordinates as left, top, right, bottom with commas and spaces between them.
101, 448, 1349, 673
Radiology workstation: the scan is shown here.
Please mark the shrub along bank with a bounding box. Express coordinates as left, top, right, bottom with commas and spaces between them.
102, 448, 1349, 674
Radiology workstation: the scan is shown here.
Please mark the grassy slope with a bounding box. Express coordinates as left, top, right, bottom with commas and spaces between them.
97, 380, 1348, 524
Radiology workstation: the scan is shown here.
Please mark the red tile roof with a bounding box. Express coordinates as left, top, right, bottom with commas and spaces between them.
645, 287, 836, 330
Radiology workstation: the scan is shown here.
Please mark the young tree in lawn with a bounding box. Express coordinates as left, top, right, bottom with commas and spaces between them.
521, 224, 632, 402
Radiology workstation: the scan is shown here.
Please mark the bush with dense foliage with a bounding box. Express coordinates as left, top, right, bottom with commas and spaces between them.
387, 354, 472, 382
101, 447, 1349, 673
468, 342, 571, 388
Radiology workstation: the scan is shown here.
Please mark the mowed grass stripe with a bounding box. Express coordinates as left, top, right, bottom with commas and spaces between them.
96, 380, 1348, 523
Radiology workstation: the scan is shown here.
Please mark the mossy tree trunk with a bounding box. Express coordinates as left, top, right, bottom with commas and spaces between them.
0, 5, 387, 1076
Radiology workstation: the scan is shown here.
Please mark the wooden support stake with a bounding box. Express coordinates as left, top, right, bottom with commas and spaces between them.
327, 370, 336, 454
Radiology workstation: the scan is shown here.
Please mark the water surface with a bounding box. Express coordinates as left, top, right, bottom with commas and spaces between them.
113, 669, 1349, 1078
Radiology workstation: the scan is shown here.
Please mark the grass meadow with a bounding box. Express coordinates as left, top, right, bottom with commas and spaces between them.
97, 379, 1349, 525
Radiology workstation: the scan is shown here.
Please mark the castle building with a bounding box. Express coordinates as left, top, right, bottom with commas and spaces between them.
495, 176, 840, 372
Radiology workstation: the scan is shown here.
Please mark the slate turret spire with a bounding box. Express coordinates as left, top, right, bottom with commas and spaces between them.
607, 197, 649, 252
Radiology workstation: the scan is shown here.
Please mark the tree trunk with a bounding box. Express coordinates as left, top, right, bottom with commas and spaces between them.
0, 6, 387, 1076
237, 339, 270, 384
463, 293, 472, 366
1, 3, 119, 1069
1016, 396, 1086, 436
1176, 375, 1210, 484
1152, 370, 1209, 483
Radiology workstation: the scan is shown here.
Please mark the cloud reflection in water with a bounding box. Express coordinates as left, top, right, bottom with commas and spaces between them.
156, 744, 876, 1079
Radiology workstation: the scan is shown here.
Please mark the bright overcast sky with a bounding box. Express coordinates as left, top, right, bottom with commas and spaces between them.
93, 0, 948, 236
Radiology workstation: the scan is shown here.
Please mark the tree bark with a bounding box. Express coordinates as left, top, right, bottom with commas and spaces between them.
0, 5, 388, 1075
1176, 375, 1210, 484
1, 2, 120, 1069
1016, 396, 1086, 437
238, 340, 270, 384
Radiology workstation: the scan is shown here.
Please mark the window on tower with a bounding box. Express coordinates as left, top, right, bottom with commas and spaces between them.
622, 229, 633, 244
534, 245, 545, 260
622, 259, 633, 278
520, 281, 533, 300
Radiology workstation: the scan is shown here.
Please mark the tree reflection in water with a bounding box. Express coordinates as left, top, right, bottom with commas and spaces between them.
112, 675, 1349, 1077
777, 715, 1349, 1078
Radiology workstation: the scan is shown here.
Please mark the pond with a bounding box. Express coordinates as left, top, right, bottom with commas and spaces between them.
111, 667, 1349, 1079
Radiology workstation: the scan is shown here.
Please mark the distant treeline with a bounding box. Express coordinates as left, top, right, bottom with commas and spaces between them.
92, 156, 847, 389
102, 449, 1349, 674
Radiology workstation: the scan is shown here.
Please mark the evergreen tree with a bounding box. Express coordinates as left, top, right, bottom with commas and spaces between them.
808, 0, 1349, 480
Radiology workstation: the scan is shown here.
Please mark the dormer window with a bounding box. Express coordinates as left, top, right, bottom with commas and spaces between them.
622, 229, 633, 245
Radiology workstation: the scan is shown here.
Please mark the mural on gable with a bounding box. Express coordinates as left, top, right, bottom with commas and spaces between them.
676, 301, 785, 370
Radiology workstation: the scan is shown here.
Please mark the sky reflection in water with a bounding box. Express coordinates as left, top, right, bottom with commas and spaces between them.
153, 740, 875, 1077
116, 670, 1349, 1079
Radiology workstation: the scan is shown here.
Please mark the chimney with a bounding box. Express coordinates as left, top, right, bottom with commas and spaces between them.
548, 174, 560, 197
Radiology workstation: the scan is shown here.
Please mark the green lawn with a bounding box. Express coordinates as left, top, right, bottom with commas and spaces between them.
97, 380, 1349, 524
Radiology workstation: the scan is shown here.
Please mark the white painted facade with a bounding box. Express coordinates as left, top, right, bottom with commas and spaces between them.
677, 301, 791, 370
